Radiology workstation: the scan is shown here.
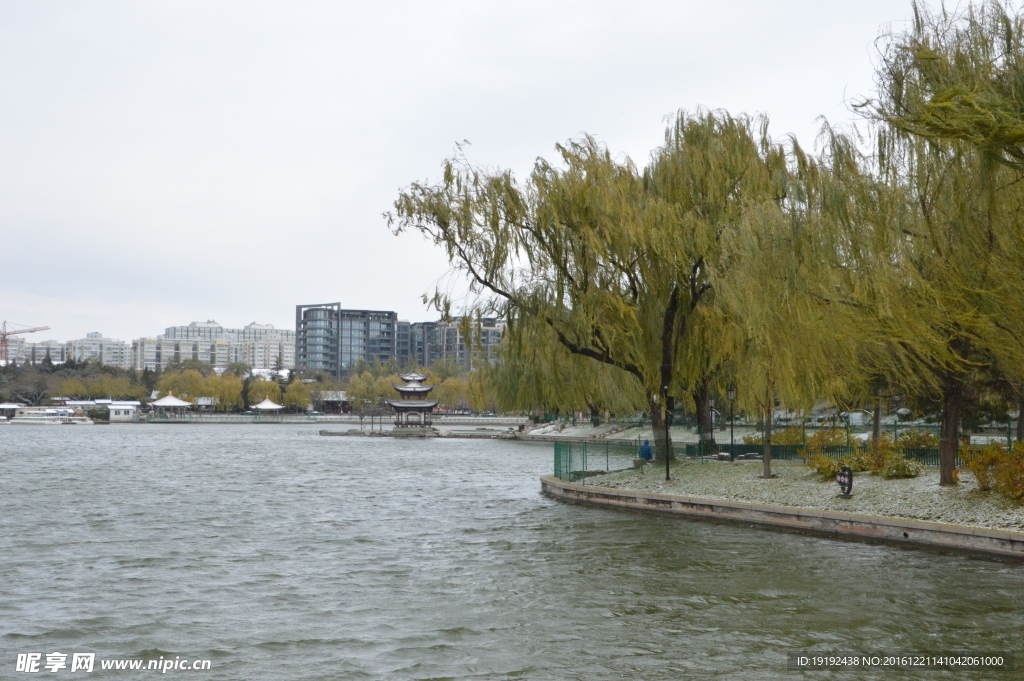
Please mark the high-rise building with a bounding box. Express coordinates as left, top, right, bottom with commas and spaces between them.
238, 338, 295, 371
396, 320, 412, 365
66, 332, 130, 368
131, 321, 295, 371
5, 338, 67, 364
409, 321, 439, 367
401, 318, 504, 370
432, 317, 505, 370
131, 338, 161, 371
295, 304, 398, 377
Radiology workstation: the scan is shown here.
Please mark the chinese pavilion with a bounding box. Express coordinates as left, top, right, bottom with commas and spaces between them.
386, 371, 438, 430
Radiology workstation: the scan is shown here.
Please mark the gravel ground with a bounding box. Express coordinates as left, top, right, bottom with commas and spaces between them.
587, 460, 1024, 532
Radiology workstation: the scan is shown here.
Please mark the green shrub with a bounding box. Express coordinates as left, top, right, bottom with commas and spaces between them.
880, 455, 922, 479
847, 453, 871, 473
810, 454, 843, 478
866, 436, 897, 473
86, 408, 109, 422
993, 442, 1024, 500
896, 430, 939, 448
962, 443, 1007, 491
806, 427, 846, 447
772, 426, 804, 445
742, 425, 805, 445
809, 452, 869, 478
797, 427, 847, 461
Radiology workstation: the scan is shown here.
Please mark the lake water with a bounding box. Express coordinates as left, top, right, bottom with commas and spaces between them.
1, 425, 1021, 679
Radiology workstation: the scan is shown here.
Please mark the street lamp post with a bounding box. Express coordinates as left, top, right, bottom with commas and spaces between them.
727, 385, 737, 462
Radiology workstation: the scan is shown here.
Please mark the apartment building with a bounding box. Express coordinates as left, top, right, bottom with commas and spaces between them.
432, 317, 505, 370
295, 304, 397, 377
4, 338, 68, 364
131, 321, 295, 371
66, 333, 131, 368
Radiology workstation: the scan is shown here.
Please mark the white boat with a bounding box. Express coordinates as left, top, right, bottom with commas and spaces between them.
62, 416, 94, 425
10, 413, 64, 425
9, 408, 93, 425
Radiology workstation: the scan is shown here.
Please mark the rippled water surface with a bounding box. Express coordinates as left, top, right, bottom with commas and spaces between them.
2, 425, 1022, 679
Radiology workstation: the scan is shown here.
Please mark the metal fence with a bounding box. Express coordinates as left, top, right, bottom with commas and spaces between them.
553, 438, 991, 479
553, 440, 641, 483
684, 442, 962, 467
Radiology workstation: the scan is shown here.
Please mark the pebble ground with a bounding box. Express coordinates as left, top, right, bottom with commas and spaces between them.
588, 460, 1024, 532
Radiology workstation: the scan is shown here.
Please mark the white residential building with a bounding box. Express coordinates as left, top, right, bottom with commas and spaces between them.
66, 333, 130, 368
131, 321, 295, 371
238, 338, 295, 371
4, 338, 68, 364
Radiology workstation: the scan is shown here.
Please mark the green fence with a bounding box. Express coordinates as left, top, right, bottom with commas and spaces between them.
686, 443, 805, 460
553, 440, 641, 483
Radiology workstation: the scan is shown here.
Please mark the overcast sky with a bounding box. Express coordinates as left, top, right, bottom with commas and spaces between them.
0, 0, 917, 342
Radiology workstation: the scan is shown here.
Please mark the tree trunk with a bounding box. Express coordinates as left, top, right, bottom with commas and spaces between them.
1016, 397, 1024, 444
763, 403, 773, 479
649, 393, 673, 462
693, 378, 718, 455
872, 387, 882, 442
939, 373, 963, 486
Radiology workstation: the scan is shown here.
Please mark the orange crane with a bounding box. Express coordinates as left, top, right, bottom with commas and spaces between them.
1, 321, 51, 363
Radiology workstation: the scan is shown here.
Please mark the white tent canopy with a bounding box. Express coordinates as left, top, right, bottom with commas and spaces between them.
151, 394, 192, 407
252, 398, 284, 411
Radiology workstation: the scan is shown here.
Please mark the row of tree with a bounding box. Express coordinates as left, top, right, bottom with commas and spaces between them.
346, 367, 493, 412
390, 1, 1024, 484
0, 348, 493, 414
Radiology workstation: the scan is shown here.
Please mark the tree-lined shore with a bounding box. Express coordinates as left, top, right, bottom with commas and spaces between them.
0, 355, 495, 415
391, 1, 1024, 489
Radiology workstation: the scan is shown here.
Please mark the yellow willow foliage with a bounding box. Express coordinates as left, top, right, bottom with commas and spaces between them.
390, 109, 791, 409
343, 372, 373, 409
491, 315, 647, 414
863, 1, 1024, 387
60, 375, 146, 400
284, 381, 312, 410
434, 377, 468, 410
373, 375, 401, 403
60, 377, 87, 397
157, 370, 209, 400
344, 371, 401, 409
247, 378, 281, 405
868, 1, 1024, 172
208, 374, 243, 411
464, 369, 494, 412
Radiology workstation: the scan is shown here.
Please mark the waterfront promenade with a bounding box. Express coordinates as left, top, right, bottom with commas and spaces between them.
542, 464, 1024, 559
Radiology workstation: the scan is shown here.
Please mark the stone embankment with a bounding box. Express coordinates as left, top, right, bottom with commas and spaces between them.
542, 463, 1024, 559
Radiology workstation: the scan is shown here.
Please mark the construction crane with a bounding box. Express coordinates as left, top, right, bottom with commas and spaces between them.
1, 321, 51, 364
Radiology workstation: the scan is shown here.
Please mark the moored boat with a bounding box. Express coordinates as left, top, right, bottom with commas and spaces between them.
10, 413, 64, 425
62, 416, 94, 425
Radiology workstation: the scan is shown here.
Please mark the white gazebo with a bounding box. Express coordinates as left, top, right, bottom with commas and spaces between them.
151, 394, 192, 418
252, 398, 284, 420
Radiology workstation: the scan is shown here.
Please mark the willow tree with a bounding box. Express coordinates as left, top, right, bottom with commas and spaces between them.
863, 2, 1024, 484
489, 313, 648, 416
718, 134, 872, 479
876, 1, 1024, 170
390, 110, 788, 466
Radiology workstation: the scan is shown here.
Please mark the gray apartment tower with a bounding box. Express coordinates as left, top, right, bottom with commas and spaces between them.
295, 304, 397, 377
